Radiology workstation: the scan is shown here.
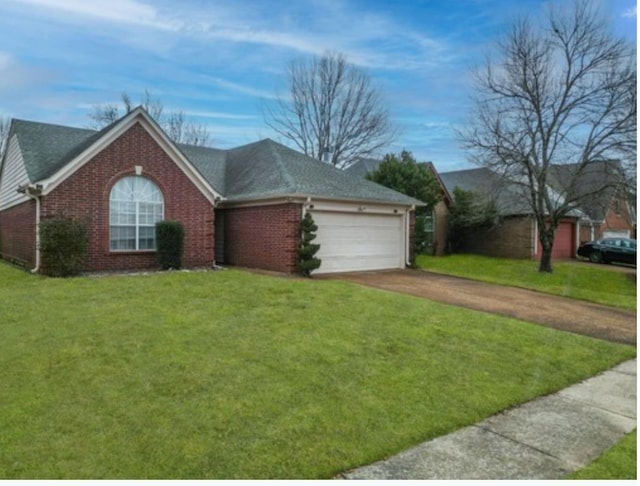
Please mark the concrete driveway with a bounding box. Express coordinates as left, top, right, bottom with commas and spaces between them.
322, 269, 636, 346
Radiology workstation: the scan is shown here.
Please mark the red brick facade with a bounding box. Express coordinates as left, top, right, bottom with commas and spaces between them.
579, 194, 635, 242
2, 122, 216, 272
0, 199, 36, 267
221, 203, 302, 273
459, 215, 536, 259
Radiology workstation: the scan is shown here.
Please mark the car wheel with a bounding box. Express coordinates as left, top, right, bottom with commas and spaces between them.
589, 251, 602, 263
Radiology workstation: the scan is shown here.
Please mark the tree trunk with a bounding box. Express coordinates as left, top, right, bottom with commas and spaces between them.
538, 228, 554, 273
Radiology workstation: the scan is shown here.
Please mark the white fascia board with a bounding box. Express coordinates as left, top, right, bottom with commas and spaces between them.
308, 198, 411, 215
38, 108, 223, 204
223, 194, 416, 213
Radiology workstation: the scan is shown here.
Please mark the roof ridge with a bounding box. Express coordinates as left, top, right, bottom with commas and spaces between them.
265, 139, 297, 191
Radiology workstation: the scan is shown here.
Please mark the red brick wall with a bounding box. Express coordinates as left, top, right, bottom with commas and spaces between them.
459, 215, 535, 259
222, 203, 302, 273
579, 195, 634, 242
40, 122, 215, 272
0, 200, 36, 267
601, 197, 634, 236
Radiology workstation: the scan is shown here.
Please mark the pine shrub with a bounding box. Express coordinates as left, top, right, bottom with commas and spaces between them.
156, 220, 185, 270
298, 212, 321, 277
39, 216, 88, 277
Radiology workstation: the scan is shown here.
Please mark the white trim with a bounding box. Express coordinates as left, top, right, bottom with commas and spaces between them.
37, 107, 223, 205
223, 193, 418, 210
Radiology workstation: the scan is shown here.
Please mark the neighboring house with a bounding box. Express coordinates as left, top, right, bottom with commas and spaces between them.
346, 159, 452, 256
0, 107, 422, 275
439, 167, 575, 259
439, 162, 634, 260
549, 161, 636, 243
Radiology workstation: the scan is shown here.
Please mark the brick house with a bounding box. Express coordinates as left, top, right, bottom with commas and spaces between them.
0, 107, 421, 275
439, 163, 634, 260
549, 162, 636, 243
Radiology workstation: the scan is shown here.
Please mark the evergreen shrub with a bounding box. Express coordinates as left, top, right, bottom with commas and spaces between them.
39, 216, 88, 277
156, 220, 185, 270
298, 212, 321, 277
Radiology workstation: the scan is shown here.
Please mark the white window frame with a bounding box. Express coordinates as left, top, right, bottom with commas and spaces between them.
109, 176, 164, 251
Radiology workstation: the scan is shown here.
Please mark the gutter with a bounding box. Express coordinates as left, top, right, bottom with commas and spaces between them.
17, 184, 42, 273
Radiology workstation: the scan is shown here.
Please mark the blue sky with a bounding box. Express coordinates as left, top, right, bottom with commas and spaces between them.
0, 0, 636, 171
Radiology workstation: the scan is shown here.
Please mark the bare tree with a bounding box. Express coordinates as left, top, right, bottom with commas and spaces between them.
88, 90, 210, 147
460, 0, 636, 272
264, 51, 395, 169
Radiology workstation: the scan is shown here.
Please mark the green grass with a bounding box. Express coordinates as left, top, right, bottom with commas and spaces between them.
567, 430, 636, 480
0, 261, 635, 479
416, 254, 636, 310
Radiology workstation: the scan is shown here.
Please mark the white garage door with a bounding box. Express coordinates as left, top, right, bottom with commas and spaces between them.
310, 211, 405, 274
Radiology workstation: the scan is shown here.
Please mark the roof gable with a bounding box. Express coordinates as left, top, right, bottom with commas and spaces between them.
11, 108, 222, 204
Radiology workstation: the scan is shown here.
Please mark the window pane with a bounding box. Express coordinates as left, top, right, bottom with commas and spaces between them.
139, 202, 163, 225
110, 226, 136, 250
138, 226, 156, 250
110, 201, 136, 225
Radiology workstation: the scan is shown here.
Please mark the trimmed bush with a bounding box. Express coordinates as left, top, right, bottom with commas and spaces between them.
156, 220, 184, 270
297, 212, 321, 277
39, 216, 88, 277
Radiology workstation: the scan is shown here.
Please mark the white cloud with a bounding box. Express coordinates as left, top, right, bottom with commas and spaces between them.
622, 6, 637, 18
205, 76, 279, 100
185, 110, 258, 120
5, 0, 180, 30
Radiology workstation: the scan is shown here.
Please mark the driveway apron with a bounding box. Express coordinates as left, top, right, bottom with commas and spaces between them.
323, 269, 636, 345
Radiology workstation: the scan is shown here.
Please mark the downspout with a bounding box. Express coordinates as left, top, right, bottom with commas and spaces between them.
302, 196, 312, 217
23, 186, 42, 273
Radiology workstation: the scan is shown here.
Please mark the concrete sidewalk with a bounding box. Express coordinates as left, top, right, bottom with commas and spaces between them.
340, 359, 636, 480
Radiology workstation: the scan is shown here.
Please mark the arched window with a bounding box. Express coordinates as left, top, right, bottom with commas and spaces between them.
109, 176, 164, 251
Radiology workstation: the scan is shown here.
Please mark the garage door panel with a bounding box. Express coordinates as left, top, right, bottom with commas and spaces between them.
536, 222, 575, 259
311, 211, 404, 274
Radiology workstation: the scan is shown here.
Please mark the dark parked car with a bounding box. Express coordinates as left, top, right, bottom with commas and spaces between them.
577, 238, 636, 265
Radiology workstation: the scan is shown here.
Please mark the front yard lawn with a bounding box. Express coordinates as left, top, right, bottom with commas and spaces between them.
416, 254, 636, 310
0, 262, 635, 479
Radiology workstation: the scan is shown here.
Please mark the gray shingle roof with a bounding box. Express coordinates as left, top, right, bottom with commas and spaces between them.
440, 166, 592, 218
223, 139, 421, 205
6, 117, 419, 206
439, 167, 533, 216
177, 143, 227, 195
344, 157, 382, 179
11, 119, 99, 182
548, 161, 625, 221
